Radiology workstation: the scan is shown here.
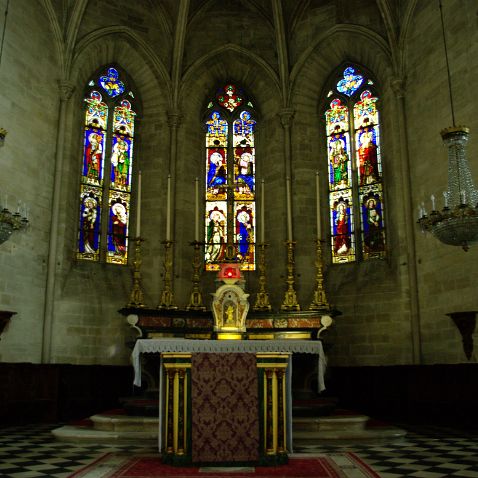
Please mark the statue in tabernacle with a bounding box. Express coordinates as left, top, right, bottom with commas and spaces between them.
211, 263, 249, 340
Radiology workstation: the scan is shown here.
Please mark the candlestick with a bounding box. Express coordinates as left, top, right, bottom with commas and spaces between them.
431, 194, 435, 211
261, 179, 265, 243
166, 174, 171, 240
136, 171, 141, 237
315, 171, 321, 239
286, 177, 292, 241
194, 177, 199, 241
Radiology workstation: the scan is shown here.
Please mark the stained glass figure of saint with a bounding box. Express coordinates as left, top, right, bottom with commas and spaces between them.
107, 199, 128, 261
361, 191, 385, 257
328, 126, 349, 189
336, 67, 364, 97
205, 205, 227, 266
235, 205, 254, 261
78, 191, 101, 260
206, 149, 227, 194
100, 67, 125, 98
357, 121, 379, 185
110, 136, 131, 189
234, 147, 255, 197
83, 130, 105, 185
333, 200, 350, 256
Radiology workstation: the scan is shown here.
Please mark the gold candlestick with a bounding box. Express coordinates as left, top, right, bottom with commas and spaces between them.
309, 238, 330, 310
281, 240, 301, 311
253, 242, 272, 311
187, 241, 206, 311
158, 240, 177, 309
127, 237, 146, 308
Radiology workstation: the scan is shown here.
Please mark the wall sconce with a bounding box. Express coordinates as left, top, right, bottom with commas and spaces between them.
0, 128, 6, 146
0, 197, 29, 245
446, 311, 477, 360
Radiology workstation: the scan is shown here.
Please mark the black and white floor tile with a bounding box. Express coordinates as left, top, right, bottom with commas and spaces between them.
0, 423, 477, 477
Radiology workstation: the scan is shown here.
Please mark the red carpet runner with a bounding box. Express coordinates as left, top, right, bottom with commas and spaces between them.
68, 453, 381, 478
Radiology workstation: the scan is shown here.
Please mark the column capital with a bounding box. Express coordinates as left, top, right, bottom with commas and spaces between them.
279, 108, 295, 128
57, 80, 75, 101
390, 78, 406, 98
167, 111, 183, 128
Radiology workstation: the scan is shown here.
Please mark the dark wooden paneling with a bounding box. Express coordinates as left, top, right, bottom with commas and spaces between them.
0, 363, 134, 426
325, 364, 478, 426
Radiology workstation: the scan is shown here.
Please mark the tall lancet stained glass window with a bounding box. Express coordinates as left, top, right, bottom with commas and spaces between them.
77, 66, 137, 265
204, 84, 257, 271
325, 66, 386, 263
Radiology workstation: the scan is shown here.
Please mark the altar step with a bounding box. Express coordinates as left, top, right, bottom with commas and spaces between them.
52, 413, 158, 445
293, 414, 407, 446
52, 411, 406, 446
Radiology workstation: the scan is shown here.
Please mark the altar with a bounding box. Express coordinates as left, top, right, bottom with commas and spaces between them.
131, 339, 325, 465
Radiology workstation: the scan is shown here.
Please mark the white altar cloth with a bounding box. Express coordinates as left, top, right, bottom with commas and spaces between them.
131, 338, 326, 391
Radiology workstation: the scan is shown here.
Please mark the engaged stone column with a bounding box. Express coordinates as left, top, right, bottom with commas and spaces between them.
42, 80, 75, 363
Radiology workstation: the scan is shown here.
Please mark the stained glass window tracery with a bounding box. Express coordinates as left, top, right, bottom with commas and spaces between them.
325, 66, 386, 263
204, 84, 257, 271
77, 67, 137, 265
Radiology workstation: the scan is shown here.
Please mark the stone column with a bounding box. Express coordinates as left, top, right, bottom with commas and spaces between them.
42, 80, 75, 363
391, 78, 422, 364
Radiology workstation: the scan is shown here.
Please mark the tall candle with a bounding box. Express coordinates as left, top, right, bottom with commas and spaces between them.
261, 179, 265, 243
194, 177, 199, 241
430, 194, 436, 211
316, 171, 321, 240
166, 174, 171, 241
136, 171, 142, 237
286, 177, 293, 241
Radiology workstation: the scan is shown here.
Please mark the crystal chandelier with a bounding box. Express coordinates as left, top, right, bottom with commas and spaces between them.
417, 1, 478, 251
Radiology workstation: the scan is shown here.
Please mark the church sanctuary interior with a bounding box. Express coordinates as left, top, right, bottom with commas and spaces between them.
1, 0, 478, 477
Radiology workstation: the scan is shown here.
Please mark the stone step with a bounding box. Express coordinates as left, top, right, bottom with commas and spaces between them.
51, 425, 157, 445
90, 414, 158, 432
52, 412, 406, 446
293, 414, 369, 432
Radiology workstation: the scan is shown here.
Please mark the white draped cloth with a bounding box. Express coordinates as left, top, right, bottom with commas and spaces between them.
131, 338, 326, 391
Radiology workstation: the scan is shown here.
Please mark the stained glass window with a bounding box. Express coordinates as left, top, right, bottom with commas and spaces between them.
325, 66, 386, 263
77, 67, 137, 265
204, 85, 257, 271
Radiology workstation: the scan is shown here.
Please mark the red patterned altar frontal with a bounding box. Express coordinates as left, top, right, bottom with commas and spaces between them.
191, 353, 259, 463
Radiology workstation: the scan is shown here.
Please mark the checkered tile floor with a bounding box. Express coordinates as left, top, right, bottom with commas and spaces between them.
0, 423, 476, 477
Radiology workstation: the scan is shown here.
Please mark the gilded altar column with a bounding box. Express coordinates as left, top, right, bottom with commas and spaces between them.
42, 80, 75, 363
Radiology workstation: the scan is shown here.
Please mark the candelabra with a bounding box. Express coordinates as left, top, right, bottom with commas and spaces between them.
281, 240, 300, 311
158, 240, 177, 309
127, 237, 145, 308
253, 242, 272, 311
309, 239, 330, 310
0, 207, 29, 245
186, 241, 206, 311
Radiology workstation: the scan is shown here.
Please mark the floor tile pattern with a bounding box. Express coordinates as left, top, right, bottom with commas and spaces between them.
0, 423, 476, 477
